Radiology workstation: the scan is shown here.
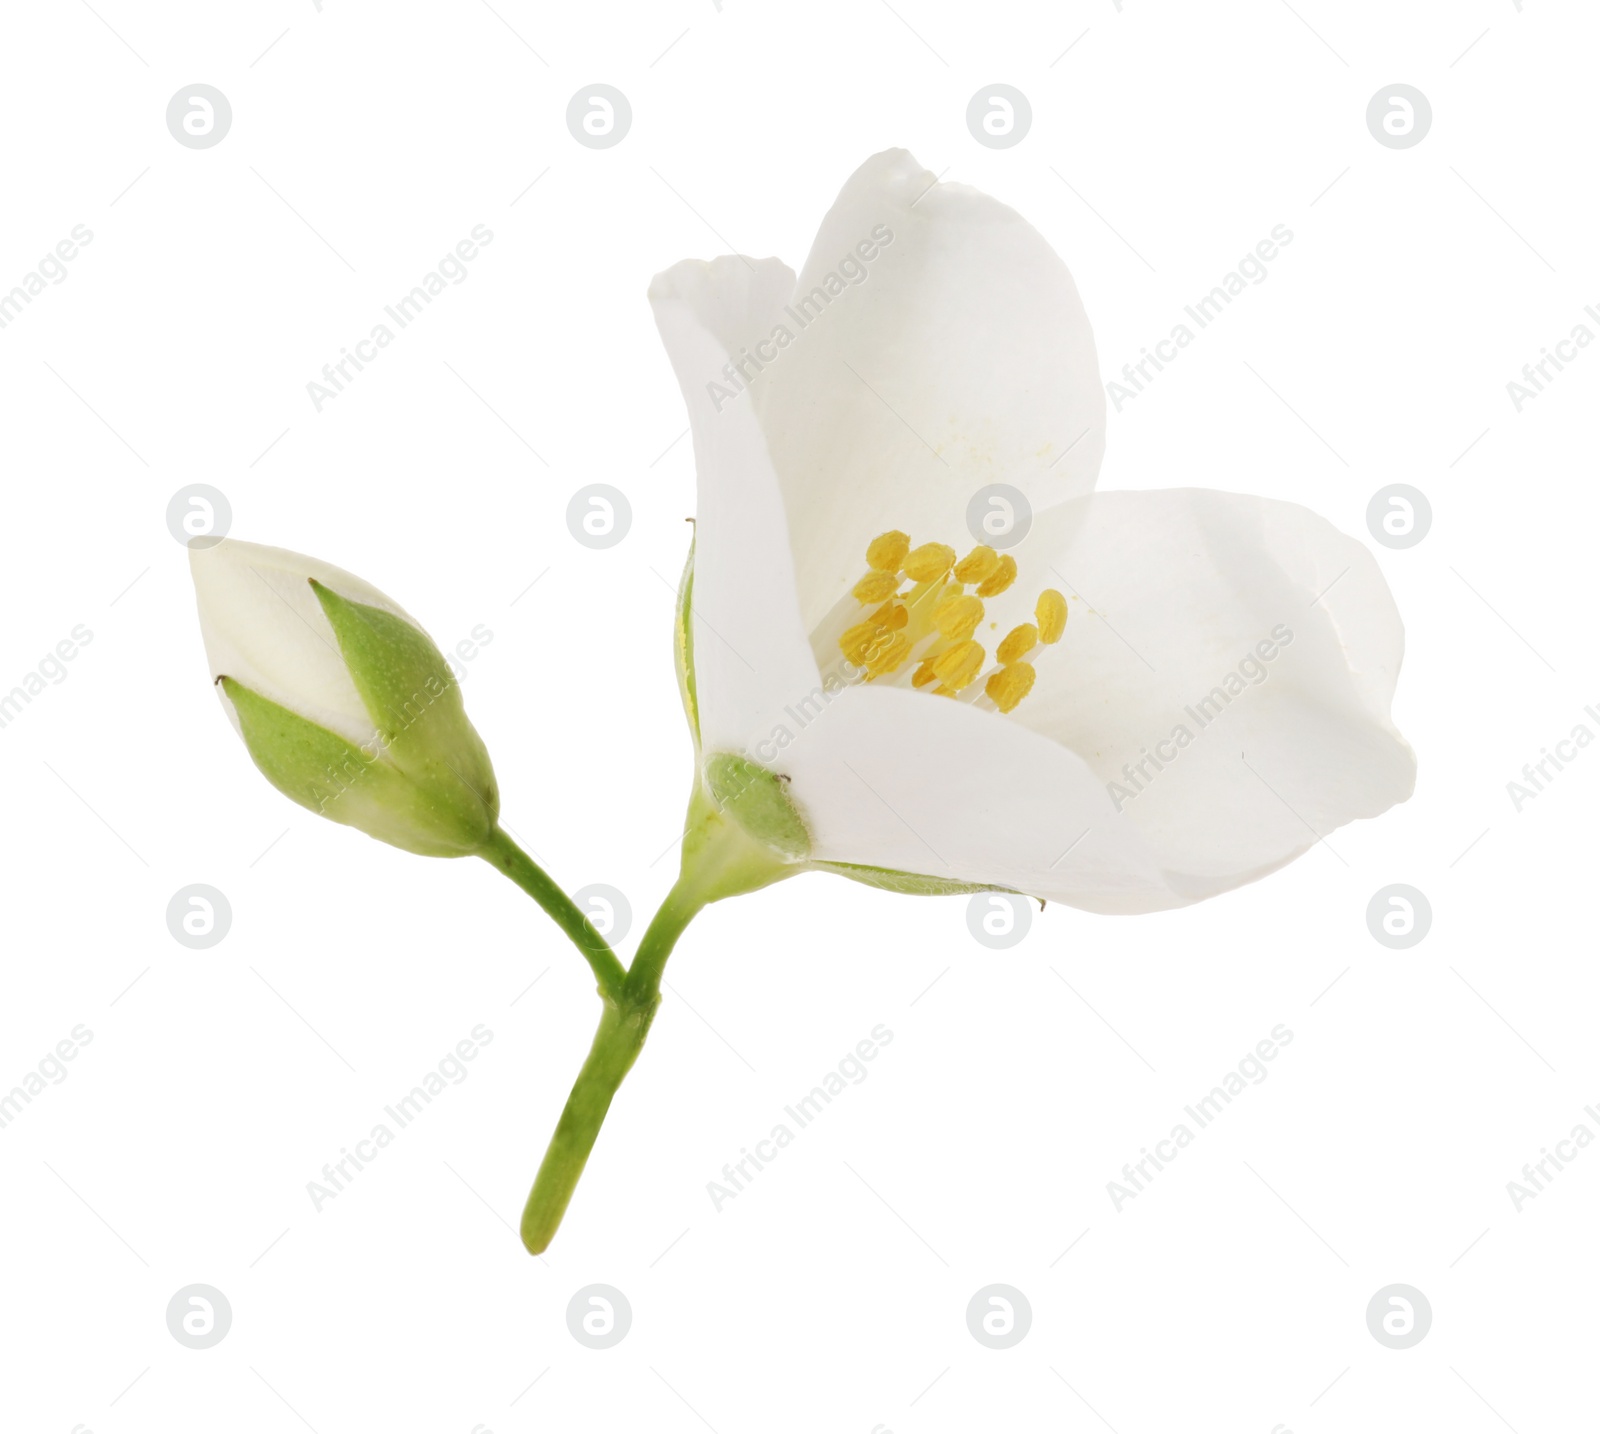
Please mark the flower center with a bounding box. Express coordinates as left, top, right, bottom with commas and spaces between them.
834, 530, 1066, 713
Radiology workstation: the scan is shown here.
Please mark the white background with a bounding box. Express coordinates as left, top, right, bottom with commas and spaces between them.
2, 1, 1596, 1430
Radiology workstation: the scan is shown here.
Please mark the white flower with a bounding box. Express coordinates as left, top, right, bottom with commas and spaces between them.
650, 150, 1414, 914
188, 539, 498, 856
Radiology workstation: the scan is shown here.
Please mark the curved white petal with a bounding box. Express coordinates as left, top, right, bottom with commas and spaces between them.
648, 156, 1415, 915
1003, 489, 1415, 888
771, 485, 1414, 913
778, 684, 1182, 914
753, 149, 1107, 629
648, 257, 823, 755
189, 539, 408, 748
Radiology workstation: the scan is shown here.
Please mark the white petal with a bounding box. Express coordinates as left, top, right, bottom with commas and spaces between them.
1005, 489, 1415, 889
774, 483, 1415, 911
649, 257, 824, 755
753, 149, 1107, 629
189, 539, 407, 748
776, 684, 1182, 915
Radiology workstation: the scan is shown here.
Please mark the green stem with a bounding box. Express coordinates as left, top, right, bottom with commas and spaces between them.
519, 883, 703, 1255
518, 782, 796, 1255
479, 827, 627, 1002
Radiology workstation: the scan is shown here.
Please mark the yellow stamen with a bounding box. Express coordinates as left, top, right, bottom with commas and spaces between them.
1036, 589, 1068, 644
839, 621, 879, 664
953, 545, 1001, 584
997, 623, 1038, 665
986, 662, 1036, 713
852, 571, 900, 605
868, 600, 908, 632
846, 527, 1061, 715
866, 530, 910, 572
934, 593, 984, 641
903, 542, 956, 583
976, 554, 1018, 597
863, 631, 911, 679
931, 640, 985, 692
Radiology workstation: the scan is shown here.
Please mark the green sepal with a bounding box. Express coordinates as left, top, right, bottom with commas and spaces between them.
702, 752, 809, 861
309, 580, 498, 835
814, 860, 1015, 898
221, 678, 492, 856
674, 538, 700, 750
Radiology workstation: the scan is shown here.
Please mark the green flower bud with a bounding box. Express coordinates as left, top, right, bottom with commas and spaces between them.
189, 539, 497, 857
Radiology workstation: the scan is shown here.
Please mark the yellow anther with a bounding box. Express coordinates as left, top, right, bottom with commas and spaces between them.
931, 640, 985, 692
986, 661, 1037, 713
841, 599, 908, 665
903, 542, 956, 583
953, 545, 1001, 584
839, 620, 882, 664
997, 623, 1038, 665
976, 554, 1018, 597
934, 593, 984, 641
852, 570, 900, 605
869, 600, 908, 632
849, 532, 1061, 713
1036, 589, 1068, 644
866, 530, 910, 572
863, 632, 912, 679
